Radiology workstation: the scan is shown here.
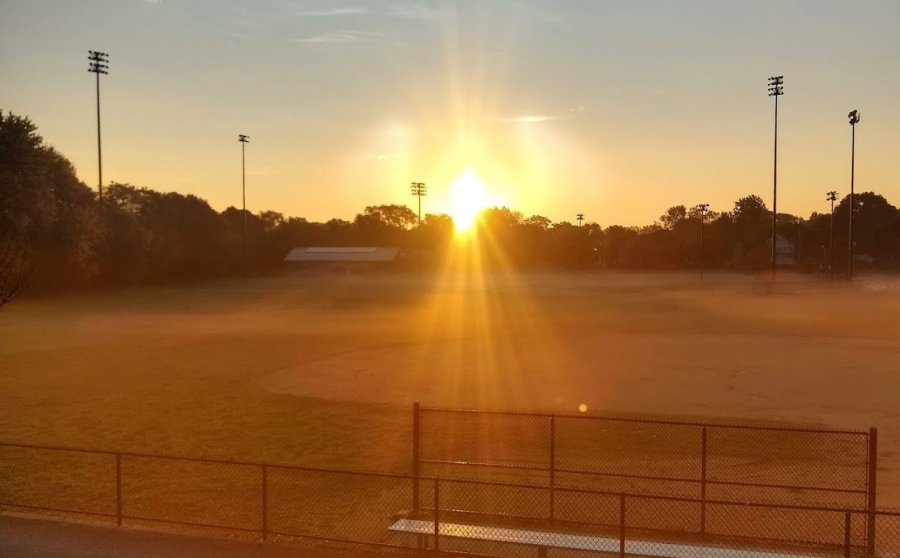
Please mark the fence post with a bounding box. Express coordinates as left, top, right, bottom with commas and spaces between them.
115, 453, 122, 527
261, 464, 268, 541
413, 401, 421, 515
867, 427, 878, 557
619, 493, 626, 558
700, 426, 707, 535
845, 510, 852, 558
549, 416, 556, 521
433, 478, 440, 554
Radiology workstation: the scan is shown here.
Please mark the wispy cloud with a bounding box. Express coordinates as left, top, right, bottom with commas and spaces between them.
280, 2, 435, 20
288, 7, 370, 18
288, 30, 387, 44
373, 152, 401, 161
387, 4, 439, 20
499, 114, 570, 124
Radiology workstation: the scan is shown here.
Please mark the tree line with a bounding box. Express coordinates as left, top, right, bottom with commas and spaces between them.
3, 110, 900, 304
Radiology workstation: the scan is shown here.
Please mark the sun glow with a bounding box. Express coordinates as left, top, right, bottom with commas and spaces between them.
448, 168, 492, 234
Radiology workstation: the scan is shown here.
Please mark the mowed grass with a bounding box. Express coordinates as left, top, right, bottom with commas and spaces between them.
2, 270, 900, 533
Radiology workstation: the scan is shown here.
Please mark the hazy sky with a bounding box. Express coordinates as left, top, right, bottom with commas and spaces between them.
2, 1, 899, 225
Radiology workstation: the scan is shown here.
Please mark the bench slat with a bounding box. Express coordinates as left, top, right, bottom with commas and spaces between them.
389, 519, 832, 558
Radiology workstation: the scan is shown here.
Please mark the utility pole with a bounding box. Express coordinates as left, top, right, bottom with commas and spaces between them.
695, 203, 709, 281
88, 50, 109, 203
239, 134, 250, 282
410, 182, 427, 270
576, 213, 584, 226
768, 75, 784, 280
848, 110, 861, 281
826, 191, 837, 277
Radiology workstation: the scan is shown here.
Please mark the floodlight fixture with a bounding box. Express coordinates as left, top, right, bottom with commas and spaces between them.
88, 51, 109, 74
768, 75, 784, 96
410, 182, 427, 197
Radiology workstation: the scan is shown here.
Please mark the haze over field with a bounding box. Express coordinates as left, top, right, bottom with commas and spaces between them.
3, 273, 900, 504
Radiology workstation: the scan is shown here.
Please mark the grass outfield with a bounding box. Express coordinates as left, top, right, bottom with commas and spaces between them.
1, 270, 899, 513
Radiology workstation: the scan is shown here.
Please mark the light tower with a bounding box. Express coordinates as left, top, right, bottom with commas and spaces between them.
848, 110, 861, 280
239, 134, 250, 281
88, 50, 109, 203
826, 190, 837, 276
410, 182, 427, 270
767, 75, 784, 279
695, 203, 709, 281
410, 182, 427, 225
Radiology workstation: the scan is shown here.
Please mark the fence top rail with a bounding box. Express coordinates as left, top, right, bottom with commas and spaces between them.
2, 439, 899, 518
421, 458, 868, 495
430, 476, 877, 514
0, 440, 415, 481
419, 406, 871, 436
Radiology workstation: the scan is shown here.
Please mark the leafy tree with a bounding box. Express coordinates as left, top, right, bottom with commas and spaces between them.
360, 204, 418, 229
832, 192, 900, 268
659, 205, 688, 230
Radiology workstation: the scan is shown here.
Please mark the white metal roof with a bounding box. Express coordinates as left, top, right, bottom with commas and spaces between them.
284, 247, 400, 262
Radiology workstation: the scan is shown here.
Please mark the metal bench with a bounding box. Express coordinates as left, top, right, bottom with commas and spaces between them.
389, 518, 831, 558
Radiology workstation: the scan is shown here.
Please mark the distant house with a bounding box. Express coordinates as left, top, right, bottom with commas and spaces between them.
283, 247, 400, 271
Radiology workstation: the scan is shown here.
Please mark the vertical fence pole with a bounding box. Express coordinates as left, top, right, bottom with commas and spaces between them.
867, 427, 878, 557
433, 478, 440, 554
115, 453, 122, 527
845, 510, 852, 558
413, 401, 421, 515
549, 416, 556, 521
700, 426, 707, 535
261, 464, 268, 541
619, 493, 626, 558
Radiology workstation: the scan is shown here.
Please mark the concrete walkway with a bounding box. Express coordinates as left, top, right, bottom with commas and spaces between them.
0, 515, 383, 558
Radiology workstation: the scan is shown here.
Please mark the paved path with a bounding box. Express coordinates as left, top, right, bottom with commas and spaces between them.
0, 515, 382, 558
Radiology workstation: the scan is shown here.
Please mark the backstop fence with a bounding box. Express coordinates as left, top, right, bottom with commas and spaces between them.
1, 440, 899, 557
414, 405, 878, 548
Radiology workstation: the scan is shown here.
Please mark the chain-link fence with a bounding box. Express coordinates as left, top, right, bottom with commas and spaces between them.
416, 406, 875, 509
1, 440, 899, 557
0, 441, 425, 551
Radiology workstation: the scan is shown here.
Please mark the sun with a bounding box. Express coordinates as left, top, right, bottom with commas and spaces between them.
448, 168, 492, 233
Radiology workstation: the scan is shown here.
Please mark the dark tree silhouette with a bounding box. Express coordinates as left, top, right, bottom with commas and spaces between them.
3, 108, 900, 307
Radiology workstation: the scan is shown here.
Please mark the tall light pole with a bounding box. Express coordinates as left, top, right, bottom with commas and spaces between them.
410, 182, 427, 225
768, 75, 784, 280
88, 50, 109, 203
411, 182, 426, 270
239, 134, 250, 281
848, 110, 861, 281
826, 190, 837, 277
695, 203, 709, 281
576, 213, 584, 226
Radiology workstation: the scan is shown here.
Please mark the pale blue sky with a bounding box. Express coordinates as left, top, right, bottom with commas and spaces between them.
2, 1, 899, 225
